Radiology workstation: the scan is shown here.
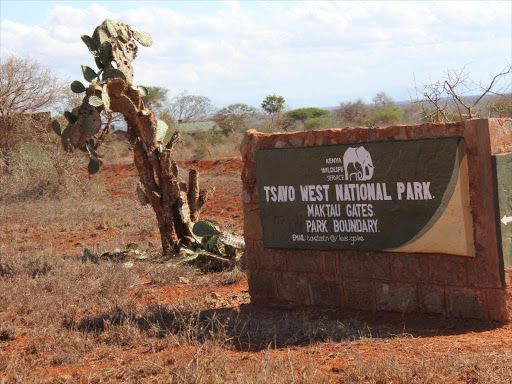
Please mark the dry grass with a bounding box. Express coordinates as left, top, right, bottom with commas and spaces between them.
2, 251, 511, 383
1, 142, 511, 383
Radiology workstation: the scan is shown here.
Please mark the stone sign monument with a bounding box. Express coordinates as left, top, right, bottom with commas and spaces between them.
241, 119, 512, 322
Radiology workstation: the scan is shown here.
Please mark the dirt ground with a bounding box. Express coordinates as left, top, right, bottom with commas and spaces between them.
1, 157, 512, 383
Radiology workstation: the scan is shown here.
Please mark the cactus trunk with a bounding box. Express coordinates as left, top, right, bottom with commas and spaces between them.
66, 19, 211, 255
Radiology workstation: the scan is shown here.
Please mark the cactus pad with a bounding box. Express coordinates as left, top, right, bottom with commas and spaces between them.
88, 95, 104, 107
51, 120, 61, 136
99, 41, 113, 66
218, 232, 245, 249
87, 158, 100, 175
156, 120, 169, 142
81, 65, 98, 82
78, 106, 102, 135
92, 26, 110, 46
206, 235, 219, 251
61, 123, 74, 151
136, 85, 149, 98
192, 221, 220, 237
64, 111, 78, 124
133, 30, 152, 47
102, 68, 126, 82
94, 56, 103, 70
70, 80, 86, 94
81, 35, 99, 55
102, 19, 119, 38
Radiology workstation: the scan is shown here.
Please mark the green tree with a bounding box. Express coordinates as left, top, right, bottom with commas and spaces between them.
287, 107, 330, 129
143, 86, 169, 112
213, 103, 257, 134
261, 94, 285, 130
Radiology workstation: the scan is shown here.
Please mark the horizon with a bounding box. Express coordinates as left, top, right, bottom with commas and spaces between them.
1, 0, 511, 110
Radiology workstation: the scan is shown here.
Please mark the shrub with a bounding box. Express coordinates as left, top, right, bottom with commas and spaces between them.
304, 116, 334, 130
371, 106, 404, 125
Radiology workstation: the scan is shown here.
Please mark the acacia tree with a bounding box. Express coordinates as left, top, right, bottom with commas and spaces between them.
213, 103, 257, 134
287, 107, 330, 129
53, 19, 212, 254
261, 94, 285, 131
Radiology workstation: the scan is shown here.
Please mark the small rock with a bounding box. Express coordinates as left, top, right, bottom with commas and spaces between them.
207, 292, 220, 302
178, 276, 190, 284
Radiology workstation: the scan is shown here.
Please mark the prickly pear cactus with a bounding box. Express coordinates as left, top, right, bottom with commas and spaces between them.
51, 19, 212, 254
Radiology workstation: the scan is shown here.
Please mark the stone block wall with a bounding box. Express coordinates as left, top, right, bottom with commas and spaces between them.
241, 119, 512, 322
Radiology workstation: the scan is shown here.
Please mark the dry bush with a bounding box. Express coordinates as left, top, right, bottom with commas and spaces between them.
0, 142, 94, 203
345, 351, 512, 384
171, 131, 244, 160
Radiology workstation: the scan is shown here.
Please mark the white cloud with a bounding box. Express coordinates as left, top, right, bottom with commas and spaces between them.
1, 1, 510, 108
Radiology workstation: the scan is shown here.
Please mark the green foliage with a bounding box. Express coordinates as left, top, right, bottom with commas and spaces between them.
192, 221, 220, 237
213, 103, 257, 134
70, 80, 86, 94
288, 107, 330, 124
133, 30, 153, 47
143, 86, 168, 111
194, 129, 225, 158
102, 68, 126, 82
334, 94, 402, 127
81, 65, 98, 83
304, 116, 334, 130
371, 106, 404, 125
261, 94, 285, 115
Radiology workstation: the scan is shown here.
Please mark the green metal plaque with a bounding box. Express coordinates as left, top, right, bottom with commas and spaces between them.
493, 153, 512, 276
255, 137, 470, 253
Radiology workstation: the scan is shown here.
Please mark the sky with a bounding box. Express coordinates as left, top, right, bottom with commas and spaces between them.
1, 0, 511, 110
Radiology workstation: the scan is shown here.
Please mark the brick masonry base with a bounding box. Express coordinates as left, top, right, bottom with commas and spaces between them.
241, 119, 512, 323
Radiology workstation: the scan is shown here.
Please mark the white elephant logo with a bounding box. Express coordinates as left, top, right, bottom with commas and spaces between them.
343, 146, 374, 181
